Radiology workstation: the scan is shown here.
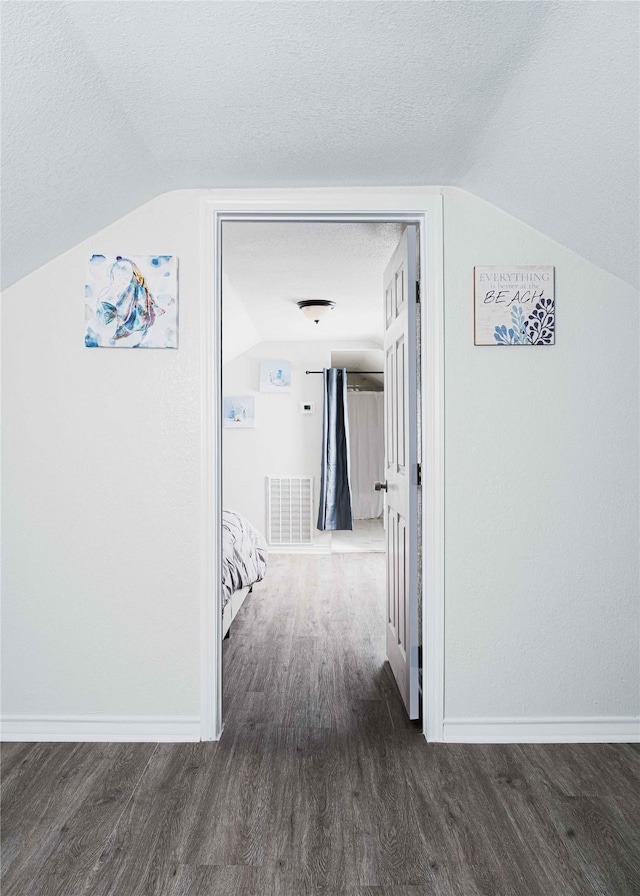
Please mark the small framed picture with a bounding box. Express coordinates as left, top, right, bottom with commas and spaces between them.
260, 359, 292, 392
474, 265, 555, 346
223, 396, 256, 428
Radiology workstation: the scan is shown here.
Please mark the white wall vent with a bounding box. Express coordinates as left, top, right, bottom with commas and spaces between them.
268, 476, 314, 545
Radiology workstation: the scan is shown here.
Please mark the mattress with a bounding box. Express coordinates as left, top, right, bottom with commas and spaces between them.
222, 510, 268, 608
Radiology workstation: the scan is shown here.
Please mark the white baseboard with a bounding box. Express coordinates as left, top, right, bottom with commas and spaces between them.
5, 714, 637, 745
0, 715, 201, 743
268, 545, 331, 554
443, 716, 640, 744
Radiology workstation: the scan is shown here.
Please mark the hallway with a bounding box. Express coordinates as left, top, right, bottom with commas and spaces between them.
2, 554, 639, 895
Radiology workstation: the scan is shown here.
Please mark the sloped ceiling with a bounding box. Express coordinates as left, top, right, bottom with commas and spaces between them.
2, 1, 638, 289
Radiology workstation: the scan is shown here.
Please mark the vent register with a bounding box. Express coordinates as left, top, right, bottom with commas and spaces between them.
267, 477, 314, 545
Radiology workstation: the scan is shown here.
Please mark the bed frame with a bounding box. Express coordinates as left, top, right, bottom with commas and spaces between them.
222, 584, 252, 639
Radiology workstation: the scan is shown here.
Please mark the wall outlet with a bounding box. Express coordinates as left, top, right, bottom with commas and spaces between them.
300, 402, 315, 415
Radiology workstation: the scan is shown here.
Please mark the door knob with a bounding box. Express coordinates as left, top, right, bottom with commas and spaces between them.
374, 480, 388, 492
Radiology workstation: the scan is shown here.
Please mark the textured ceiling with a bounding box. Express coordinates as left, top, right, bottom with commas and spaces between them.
2, 2, 638, 289
222, 222, 404, 344
459, 3, 639, 288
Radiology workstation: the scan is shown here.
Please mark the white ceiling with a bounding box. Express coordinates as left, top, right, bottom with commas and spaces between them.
222, 222, 404, 345
2, 2, 638, 288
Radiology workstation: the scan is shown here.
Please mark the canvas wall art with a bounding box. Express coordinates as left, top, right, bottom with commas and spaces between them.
85, 254, 178, 348
474, 265, 555, 346
260, 359, 292, 392
223, 396, 256, 428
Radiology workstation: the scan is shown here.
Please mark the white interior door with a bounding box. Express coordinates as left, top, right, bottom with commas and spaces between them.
380, 225, 420, 718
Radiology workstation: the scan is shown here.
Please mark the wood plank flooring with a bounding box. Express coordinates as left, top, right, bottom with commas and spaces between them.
2, 553, 639, 895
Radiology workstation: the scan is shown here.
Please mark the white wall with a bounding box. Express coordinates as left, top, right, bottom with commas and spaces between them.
1, 191, 203, 720
2, 186, 638, 738
221, 271, 262, 365
442, 187, 639, 723
222, 340, 381, 550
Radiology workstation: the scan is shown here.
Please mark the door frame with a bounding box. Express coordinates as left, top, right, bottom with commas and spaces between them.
199, 188, 445, 742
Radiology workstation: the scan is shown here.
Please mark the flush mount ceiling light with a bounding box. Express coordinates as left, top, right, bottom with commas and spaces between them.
297, 299, 336, 324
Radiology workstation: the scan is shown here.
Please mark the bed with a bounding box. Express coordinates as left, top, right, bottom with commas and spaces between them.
222, 510, 268, 637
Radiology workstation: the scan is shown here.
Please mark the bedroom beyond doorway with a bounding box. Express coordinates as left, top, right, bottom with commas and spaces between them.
220, 218, 422, 731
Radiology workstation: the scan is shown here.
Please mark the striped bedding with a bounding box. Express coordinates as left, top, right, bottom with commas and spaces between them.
222, 510, 268, 608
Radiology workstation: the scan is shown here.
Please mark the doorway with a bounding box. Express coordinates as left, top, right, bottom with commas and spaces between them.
200, 191, 445, 742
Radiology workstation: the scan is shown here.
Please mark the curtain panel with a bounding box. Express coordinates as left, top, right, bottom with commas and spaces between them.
317, 368, 353, 531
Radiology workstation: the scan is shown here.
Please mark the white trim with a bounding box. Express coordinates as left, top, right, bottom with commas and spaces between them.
200, 188, 446, 743
421, 194, 445, 742
443, 717, 640, 744
1, 715, 200, 743
268, 545, 331, 555
200, 194, 222, 741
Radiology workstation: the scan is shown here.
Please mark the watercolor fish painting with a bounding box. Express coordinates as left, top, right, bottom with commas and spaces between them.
85, 254, 178, 348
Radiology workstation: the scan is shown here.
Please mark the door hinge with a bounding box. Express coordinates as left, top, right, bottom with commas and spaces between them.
416, 281, 421, 304
417, 463, 422, 487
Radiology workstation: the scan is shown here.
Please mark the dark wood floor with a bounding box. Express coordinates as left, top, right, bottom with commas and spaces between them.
2, 553, 639, 895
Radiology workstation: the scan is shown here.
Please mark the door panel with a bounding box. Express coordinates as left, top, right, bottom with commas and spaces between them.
383, 226, 419, 719
397, 334, 406, 473
398, 515, 407, 652
385, 345, 395, 469
386, 507, 395, 629
385, 281, 394, 328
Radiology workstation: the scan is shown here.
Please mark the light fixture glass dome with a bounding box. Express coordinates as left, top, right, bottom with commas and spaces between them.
297, 300, 336, 324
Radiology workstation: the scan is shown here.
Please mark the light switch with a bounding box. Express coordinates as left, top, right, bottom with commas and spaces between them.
300, 402, 315, 415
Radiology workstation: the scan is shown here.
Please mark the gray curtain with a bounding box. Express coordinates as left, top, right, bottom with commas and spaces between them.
317, 368, 353, 531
